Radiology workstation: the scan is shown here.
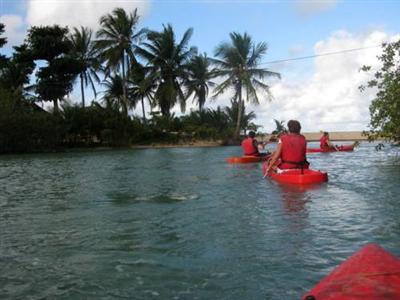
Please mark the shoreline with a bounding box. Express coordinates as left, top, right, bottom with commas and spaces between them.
301, 131, 369, 142
0, 131, 372, 155
127, 131, 369, 150
130, 140, 224, 149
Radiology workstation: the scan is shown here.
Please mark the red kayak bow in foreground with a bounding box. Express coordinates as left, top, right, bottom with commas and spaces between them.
302, 243, 400, 300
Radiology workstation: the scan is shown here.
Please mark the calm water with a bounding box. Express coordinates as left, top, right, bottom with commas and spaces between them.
1, 142, 400, 299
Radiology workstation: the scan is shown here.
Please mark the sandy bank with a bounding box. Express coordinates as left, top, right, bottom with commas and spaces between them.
130, 132, 368, 149
131, 140, 224, 149
264, 131, 368, 142
303, 131, 368, 141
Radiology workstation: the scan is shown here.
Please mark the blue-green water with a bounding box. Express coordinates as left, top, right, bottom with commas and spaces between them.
1, 142, 400, 299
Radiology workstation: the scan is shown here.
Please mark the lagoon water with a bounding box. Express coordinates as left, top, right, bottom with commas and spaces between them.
1, 142, 400, 299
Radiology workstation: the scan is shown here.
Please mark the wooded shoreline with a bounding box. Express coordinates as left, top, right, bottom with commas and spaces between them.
131, 131, 369, 149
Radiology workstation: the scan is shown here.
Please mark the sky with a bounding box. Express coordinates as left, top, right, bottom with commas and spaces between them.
1, 0, 400, 132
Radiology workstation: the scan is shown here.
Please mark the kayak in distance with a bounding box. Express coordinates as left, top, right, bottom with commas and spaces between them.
226, 154, 270, 164
262, 163, 328, 185
302, 243, 400, 300
307, 143, 358, 153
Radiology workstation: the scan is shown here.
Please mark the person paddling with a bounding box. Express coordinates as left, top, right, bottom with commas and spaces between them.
241, 131, 268, 157
265, 120, 309, 173
320, 132, 339, 151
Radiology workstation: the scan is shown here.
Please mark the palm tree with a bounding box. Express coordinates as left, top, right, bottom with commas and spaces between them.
212, 32, 280, 138
136, 24, 197, 116
0, 23, 7, 67
69, 26, 100, 107
185, 53, 215, 111
95, 7, 144, 115
271, 119, 287, 135
129, 62, 156, 122
101, 74, 124, 110
224, 100, 257, 133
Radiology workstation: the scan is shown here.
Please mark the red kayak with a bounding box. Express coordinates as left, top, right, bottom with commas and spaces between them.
302, 243, 400, 300
226, 155, 270, 164
307, 145, 354, 153
262, 163, 328, 184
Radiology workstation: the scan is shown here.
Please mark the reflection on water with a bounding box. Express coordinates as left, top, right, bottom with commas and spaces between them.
1, 142, 400, 299
278, 184, 317, 214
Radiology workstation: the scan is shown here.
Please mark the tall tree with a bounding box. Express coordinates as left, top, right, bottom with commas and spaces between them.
271, 119, 287, 135
360, 39, 400, 142
27, 25, 83, 113
185, 53, 215, 111
69, 26, 100, 108
95, 7, 144, 116
136, 24, 197, 116
212, 32, 280, 138
129, 62, 156, 122
0, 44, 36, 100
0, 23, 7, 68
224, 100, 256, 133
101, 73, 124, 110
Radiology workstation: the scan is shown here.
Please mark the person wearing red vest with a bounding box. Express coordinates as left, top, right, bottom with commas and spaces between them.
241, 131, 267, 156
266, 120, 309, 172
320, 132, 338, 150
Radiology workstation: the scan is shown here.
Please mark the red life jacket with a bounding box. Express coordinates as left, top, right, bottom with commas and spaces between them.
320, 135, 329, 149
241, 137, 259, 156
279, 133, 308, 169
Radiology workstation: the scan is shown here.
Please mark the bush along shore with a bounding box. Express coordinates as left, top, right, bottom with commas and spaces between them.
0, 91, 250, 154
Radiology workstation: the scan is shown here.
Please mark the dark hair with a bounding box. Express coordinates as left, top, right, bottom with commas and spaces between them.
323, 131, 329, 136
248, 131, 256, 138
287, 120, 301, 134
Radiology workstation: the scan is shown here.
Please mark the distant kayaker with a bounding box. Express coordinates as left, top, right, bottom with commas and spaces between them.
265, 120, 309, 172
241, 131, 268, 157
320, 132, 339, 151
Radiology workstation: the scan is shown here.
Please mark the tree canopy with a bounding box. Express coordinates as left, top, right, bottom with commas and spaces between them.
361, 39, 400, 142
212, 32, 280, 138
27, 26, 84, 113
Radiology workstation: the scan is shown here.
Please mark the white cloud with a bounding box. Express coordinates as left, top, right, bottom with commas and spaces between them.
0, 14, 25, 47
0, 1, 151, 52
294, 0, 337, 17
26, 0, 151, 29
252, 30, 399, 133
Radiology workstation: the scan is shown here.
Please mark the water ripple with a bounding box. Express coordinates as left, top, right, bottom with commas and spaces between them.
1, 143, 400, 299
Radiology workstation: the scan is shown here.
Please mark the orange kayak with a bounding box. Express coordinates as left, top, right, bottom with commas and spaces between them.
307, 145, 354, 153
302, 243, 400, 300
226, 155, 270, 164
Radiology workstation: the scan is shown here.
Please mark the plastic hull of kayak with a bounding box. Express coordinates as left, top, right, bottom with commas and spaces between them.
307, 145, 354, 153
264, 168, 328, 185
302, 243, 400, 300
226, 155, 269, 164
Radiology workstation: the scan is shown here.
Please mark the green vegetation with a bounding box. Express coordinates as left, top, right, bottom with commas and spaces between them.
212, 32, 280, 138
361, 39, 400, 143
271, 119, 287, 135
0, 7, 280, 154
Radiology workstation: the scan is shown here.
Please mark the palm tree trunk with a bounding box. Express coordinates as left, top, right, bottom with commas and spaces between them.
121, 52, 128, 116
141, 96, 146, 122
199, 89, 205, 112
53, 99, 59, 114
80, 73, 85, 108
234, 84, 243, 139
